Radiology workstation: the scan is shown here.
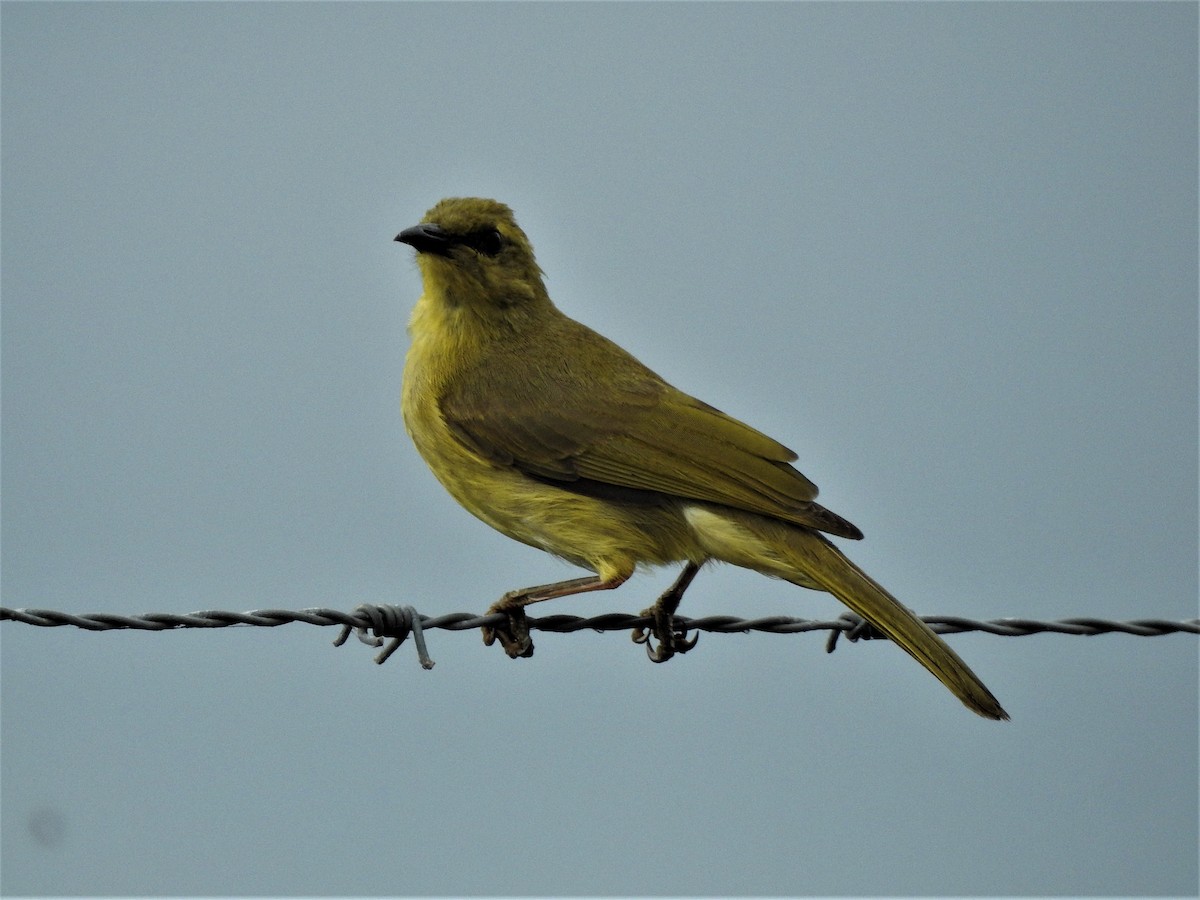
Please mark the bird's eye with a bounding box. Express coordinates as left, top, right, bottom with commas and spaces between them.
466, 228, 503, 257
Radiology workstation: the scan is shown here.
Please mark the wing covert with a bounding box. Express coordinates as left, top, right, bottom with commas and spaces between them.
439, 319, 860, 538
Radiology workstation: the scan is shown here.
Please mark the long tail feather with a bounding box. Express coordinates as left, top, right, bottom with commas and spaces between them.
783, 531, 1009, 720
684, 504, 1008, 719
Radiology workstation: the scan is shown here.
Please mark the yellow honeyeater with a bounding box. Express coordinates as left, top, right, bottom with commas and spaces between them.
396, 197, 1007, 721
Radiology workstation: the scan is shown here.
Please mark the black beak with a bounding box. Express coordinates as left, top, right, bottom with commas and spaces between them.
395, 223, 454, 256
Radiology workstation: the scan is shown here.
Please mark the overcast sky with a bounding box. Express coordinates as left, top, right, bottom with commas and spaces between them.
2, 3, 1196, 897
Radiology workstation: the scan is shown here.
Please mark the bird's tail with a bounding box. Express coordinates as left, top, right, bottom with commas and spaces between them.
684, 505, 1009, 720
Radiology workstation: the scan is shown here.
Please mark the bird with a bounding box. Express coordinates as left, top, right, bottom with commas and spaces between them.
394, 196, 1008, 720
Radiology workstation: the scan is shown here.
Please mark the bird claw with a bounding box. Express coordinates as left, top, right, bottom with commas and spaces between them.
482, 604, 534, 658
631, 606, 698, 663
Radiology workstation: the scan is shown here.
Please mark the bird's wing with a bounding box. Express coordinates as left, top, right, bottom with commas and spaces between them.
440, 321, 862, 539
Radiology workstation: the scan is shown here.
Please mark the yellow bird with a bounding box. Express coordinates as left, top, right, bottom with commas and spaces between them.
396, 197, 1007, 720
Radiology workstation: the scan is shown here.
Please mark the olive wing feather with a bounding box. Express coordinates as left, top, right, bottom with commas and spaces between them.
439, 324, 862, 539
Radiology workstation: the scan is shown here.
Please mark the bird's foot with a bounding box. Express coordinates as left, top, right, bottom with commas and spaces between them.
482, 599, 534, 658
631, 603, 698, 663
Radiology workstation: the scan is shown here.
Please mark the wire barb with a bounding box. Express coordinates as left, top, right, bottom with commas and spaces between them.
2, 605, 1197, 670
825, 613, 885, 652
331, 604, 435, 669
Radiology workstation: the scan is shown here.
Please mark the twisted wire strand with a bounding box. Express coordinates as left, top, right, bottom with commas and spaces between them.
3, 605, 1197, 669
3, 606, 1197, 636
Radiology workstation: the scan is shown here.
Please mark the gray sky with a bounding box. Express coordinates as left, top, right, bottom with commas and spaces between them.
2, 3, 1196, 896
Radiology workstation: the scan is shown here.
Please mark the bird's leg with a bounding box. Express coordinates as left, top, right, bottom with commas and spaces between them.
483, 573, 628, 658
632, 561, 702, 663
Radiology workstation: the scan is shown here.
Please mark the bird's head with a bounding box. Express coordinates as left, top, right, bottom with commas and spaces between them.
395, 197, 550, 314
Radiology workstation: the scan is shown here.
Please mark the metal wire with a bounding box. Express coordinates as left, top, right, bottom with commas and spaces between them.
3, 605, 1197, 670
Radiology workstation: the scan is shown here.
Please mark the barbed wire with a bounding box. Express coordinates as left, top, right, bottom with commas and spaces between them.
3, 604, 1197, 670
